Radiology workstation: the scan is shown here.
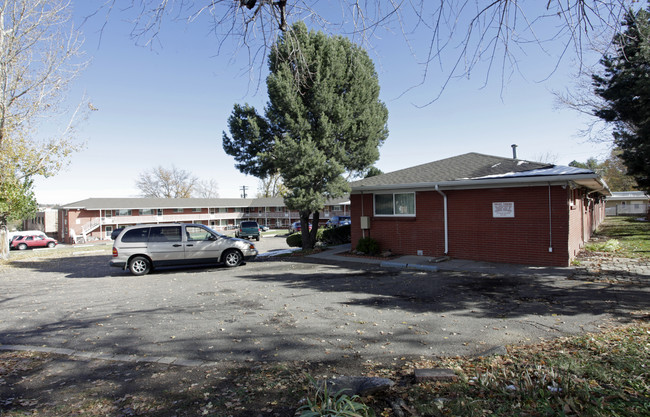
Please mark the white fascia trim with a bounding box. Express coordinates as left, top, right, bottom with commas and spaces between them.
351, 174, 609, 194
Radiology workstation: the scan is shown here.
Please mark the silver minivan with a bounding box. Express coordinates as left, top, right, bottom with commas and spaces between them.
110, 223, 258, 275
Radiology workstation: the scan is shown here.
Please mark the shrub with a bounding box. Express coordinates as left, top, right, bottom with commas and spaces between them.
585, 238, 622, 253
286, 228, 325, 248
322, 224, 351, 245
286, 232, 303, 247
356, 237, 380, 256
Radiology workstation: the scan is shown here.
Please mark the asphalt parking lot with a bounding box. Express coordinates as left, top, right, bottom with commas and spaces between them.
0, 237, 647, 365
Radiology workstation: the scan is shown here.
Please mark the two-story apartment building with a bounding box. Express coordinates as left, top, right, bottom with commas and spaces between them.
56, 197, 350, 243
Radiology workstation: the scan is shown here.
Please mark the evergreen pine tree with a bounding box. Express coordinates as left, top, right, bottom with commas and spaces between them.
223, 22, 388, 249
592, 7, 650, 191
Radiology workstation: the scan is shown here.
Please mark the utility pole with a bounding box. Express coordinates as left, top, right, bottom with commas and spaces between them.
240, 185, 248, 199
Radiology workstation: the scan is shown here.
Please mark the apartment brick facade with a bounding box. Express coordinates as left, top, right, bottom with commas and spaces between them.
57, 197, 349, 244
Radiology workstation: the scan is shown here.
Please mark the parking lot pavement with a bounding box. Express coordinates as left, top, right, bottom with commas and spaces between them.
0, 250, 647, 365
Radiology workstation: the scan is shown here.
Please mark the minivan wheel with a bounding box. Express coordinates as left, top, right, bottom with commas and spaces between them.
223, 249, 243, 267
129, 256, 151, 276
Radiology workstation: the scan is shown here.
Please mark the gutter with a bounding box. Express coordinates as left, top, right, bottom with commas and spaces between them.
351, 173, 610, 194
435, 185, 449, 255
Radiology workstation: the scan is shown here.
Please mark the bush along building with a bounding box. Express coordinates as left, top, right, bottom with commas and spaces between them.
349, 153, 610, 267
56, 197, 349, 244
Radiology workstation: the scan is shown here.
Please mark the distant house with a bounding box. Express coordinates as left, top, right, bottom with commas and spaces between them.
350, 153, 610, 267
605, 191, 649, 216
22, 206, 59, 240
56, 197, 350, 243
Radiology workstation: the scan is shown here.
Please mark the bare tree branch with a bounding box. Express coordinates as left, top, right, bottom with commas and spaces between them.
92, 1, 631, 102
136, 165, 199, 198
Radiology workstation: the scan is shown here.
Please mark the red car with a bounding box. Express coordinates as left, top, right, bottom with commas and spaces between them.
11, 235, 58, 250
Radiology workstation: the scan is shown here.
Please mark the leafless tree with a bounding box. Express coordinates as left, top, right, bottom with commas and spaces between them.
96, 1, 629, 101
136, 165, 199, 198
555, 63, 615, 144
256, 171, 286, 197
193, 178, 220, 198
0, 0, 87, 259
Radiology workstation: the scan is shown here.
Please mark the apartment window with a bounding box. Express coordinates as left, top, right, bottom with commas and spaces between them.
332, 205, 342, 211
115, 209, 132, 216
139, 209, 155, 215
192, 208, 201, 213
374, 193, 415, 216
172, 208, 184, 213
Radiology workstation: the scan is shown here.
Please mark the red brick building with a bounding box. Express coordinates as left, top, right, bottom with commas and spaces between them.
350, 153, 609, 266
57, 197, 349, 244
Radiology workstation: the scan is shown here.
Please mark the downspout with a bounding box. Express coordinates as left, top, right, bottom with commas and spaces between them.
435, 185, 449, 255
548, 183, 553, 253
361, 191, 365, 239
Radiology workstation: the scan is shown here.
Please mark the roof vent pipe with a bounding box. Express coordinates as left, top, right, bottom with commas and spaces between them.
511, 144, 518, 159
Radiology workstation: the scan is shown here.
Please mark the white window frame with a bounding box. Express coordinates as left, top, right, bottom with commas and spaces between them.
373, 192, 416, 217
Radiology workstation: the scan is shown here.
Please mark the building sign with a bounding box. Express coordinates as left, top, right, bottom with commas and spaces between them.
493, 202, 515, 218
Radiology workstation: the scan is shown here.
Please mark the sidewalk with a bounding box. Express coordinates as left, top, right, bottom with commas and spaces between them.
307, 244, 574, 276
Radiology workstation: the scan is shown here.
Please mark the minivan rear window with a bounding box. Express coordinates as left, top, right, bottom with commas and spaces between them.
121, 228, 150, 243
241, 222, 258, 228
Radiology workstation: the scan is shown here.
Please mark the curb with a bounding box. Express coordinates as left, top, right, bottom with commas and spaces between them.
379, 261, 439, 272
0, 344, 210, 368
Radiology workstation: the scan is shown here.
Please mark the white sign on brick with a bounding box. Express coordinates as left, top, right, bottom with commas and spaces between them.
493, 202, 515, 218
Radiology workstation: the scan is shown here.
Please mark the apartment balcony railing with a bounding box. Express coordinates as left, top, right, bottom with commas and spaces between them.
98, 211, 312, 225
78, 208, 350, 240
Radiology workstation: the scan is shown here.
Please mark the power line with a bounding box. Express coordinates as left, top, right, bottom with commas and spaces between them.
240, 185, 248, 199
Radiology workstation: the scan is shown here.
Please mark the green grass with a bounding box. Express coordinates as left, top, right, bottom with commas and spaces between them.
587, 216, 650, 258
403, 322, 649, 417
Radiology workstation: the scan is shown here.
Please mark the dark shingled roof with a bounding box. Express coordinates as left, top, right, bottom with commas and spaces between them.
351, 152, 553, 188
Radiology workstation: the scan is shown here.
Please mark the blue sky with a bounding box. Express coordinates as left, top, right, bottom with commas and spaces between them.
32, 2, 612, 204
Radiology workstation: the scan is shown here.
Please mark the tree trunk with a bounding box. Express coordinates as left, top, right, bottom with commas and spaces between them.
299, 210, 321, 250
309, 211, 320, 247
0, 225, 9, 261
299, 211, 313, 250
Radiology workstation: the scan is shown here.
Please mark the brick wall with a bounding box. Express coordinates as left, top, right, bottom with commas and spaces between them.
445, 186, 570, 266
351, 185, 583, 266
351, 192, 446, 257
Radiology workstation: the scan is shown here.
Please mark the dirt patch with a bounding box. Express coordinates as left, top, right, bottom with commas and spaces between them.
0, 351, 388, 417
